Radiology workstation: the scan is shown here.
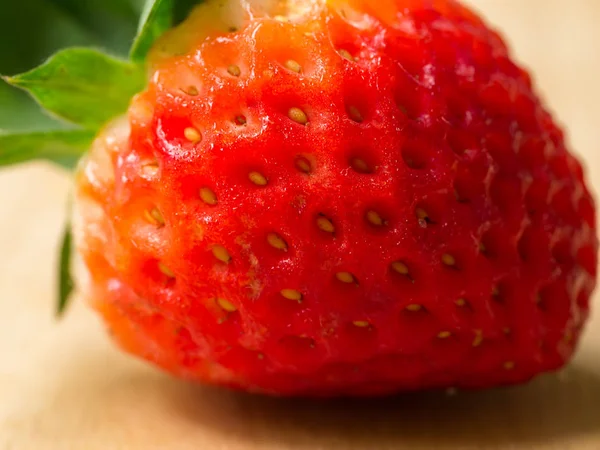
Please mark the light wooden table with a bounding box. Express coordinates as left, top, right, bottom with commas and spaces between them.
1, 1, 599, 449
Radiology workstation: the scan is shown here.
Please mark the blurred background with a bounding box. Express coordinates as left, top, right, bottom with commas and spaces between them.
1, 1, 599, 449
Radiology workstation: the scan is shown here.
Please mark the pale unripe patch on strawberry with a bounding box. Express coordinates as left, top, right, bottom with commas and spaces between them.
150, 0, 287, 60
267, 232, 288, 251
183, 127, 202, 143
288, 107, 308, 125
128, 97, 154, 127
249, 171, 268, 186
199, 187, 218, 205
212, 245, 231, 263
280, 289, 303, 302
80, 117, 127, 187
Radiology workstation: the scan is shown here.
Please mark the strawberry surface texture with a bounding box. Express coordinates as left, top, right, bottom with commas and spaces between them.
73, 0, 598, 396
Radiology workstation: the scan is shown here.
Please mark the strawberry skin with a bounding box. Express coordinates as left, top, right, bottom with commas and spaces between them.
74, 0, 597, 396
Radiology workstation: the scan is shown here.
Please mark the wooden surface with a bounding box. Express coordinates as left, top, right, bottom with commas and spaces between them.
1, 1, 600, 449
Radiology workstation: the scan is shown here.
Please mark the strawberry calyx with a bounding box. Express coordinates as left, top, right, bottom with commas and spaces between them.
0, 0, 207, 314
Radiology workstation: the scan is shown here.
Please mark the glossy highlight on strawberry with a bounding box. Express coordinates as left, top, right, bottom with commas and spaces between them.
73, 0, 597, 396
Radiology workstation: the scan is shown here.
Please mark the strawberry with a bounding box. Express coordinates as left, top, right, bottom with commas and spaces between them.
2, 0, 597, 396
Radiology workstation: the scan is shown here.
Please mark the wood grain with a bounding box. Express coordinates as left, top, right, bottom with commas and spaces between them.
1, 1, 599, 448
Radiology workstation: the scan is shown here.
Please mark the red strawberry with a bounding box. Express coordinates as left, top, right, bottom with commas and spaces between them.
9, 0, 599, 396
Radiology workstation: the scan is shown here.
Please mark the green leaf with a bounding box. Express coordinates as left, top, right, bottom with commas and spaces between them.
57, 225, 74, 317
0, 129, 95, 169
4, 48, 146, 130
130, 0, 174, 62
0, 79, 67, 132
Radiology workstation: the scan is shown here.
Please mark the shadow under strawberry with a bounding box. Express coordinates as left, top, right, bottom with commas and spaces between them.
168, 365, 600, 448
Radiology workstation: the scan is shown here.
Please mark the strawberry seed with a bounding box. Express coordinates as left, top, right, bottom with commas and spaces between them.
339, 49, 355, 61
217, 298, 237, 312
249, 171, 268, 186
317, 216, 335, 233
227, 65, 241, 77
267, 233, 288, 251
281, 289, 303, 302
285, 60, 302, 73
288, 107, 308, 125
199, 187, 218, 205
144, 208, 165, 227
405, 304, 422, 312
158, 262, 175, 278
391, 261, 409, 276
212, 245, 231, 263
336, 272, 356, 284
184, 127, 202, 143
